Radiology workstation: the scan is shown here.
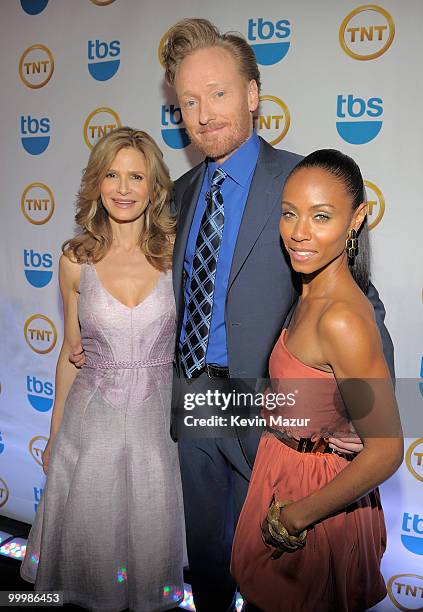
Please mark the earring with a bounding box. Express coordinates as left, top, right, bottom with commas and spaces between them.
346, 228, 358, 259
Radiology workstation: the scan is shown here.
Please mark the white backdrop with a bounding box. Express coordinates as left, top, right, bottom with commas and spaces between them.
0, 1, 422, 609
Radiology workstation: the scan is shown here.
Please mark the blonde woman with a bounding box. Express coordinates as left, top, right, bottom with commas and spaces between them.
21, 127, 184, 611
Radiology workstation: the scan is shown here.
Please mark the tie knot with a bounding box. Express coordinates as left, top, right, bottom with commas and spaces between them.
211, 167, 227, 188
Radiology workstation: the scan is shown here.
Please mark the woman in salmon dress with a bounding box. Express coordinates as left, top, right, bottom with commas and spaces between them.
231, 149, 403, 612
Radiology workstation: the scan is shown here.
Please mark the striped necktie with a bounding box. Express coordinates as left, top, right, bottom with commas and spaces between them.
181, 167, 227, 377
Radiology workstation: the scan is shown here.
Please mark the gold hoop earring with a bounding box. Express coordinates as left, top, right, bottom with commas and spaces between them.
346, 228, 358, 259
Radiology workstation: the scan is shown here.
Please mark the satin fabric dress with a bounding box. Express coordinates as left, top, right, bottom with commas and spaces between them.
21, 264, 184, 612
231, 329, 387, 612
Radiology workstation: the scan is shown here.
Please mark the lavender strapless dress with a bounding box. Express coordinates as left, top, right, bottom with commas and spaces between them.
21, 264, 184, 612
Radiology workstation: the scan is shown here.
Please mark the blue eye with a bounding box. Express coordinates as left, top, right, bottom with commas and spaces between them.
216, 91, 225, 97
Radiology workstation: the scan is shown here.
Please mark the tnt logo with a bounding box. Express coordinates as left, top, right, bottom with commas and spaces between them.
24, 250, 53, 288
21, 183, 54, 225
20, 0, 49, 15
27, 376, 54, 412
401, 513, 423, 556
247, 18, 291, 66
0, 478, 9, 508
33, 487, 44, 513
336, 94, 383, 145
84, 107, 121, 149
387, 574, 423, 610
29, 436, 48, 467
364, 180, 385, 229
20, 115, 51, 155
0, 433, 4, 455
406, 438, 423, 483
161, 105, 190, 149
340, 5, 395, 61
24, 314, 57, 354
88, 39, 120, 81
19, 44, 54, 89
254, 95, 290, 146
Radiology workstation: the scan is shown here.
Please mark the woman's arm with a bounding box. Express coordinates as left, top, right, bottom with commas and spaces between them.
42, 255, 81, 473
279, 305, 403, 535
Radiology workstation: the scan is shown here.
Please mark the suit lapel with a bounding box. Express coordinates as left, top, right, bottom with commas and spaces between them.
173, 163, 205, 327
227, 138, 285, 290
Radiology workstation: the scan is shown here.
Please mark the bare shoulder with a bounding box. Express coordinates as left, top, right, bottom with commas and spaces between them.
318, 298, 386, 377
319, 295, 372, 332
59, 253, 81, 292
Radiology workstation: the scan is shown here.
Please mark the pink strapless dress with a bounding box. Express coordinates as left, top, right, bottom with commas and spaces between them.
231, 329, 387, 612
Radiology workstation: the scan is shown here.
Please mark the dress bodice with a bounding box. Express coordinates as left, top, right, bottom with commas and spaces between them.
265, 328, 353, 439
78, 264, 175, 369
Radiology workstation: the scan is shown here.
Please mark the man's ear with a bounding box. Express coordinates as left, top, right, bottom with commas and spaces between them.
248, 80, 259, 113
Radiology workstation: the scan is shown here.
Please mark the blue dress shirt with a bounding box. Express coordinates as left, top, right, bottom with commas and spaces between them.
180, 131, 260, 366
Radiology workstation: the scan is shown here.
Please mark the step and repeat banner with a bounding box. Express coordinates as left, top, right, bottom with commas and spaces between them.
0, 1, 422, 609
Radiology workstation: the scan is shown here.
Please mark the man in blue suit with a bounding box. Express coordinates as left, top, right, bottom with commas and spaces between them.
163, 17, 394, 612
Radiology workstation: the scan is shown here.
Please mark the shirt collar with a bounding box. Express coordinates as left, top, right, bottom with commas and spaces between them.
207, 131, 260, 187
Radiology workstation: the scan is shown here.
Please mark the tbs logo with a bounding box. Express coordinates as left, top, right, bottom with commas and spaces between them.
0, 433, 4, 455
247, 18, 291, 66
161, 105, 189, 149
33, 486, 44, 513
387, 574, 423, 610
20, 115, 51, 155
254, 95, 290, 146
88, 39, 120, 81
336, 95, 383, 145
27, 376, 54, 412
83, 107, 121, 149
21, 183, 55, 225
29, 436, 48, 467
20, 0, 49, 15
0, 478, 9, 508
19, 44, 54, 89
401, 513, 423, 556
24, 314, 58, 354
24, 250, 53, 288
340, 5, 395, 61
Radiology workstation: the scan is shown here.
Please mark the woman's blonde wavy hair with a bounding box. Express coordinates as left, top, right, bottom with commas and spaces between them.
63, 127, 175, 271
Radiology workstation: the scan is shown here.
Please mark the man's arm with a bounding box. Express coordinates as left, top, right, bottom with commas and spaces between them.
366, 281, 395, 380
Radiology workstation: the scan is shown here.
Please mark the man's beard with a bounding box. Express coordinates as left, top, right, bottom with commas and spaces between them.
186, 117, 252, 161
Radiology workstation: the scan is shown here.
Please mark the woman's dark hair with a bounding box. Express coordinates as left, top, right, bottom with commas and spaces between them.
287, 149, 369, 293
